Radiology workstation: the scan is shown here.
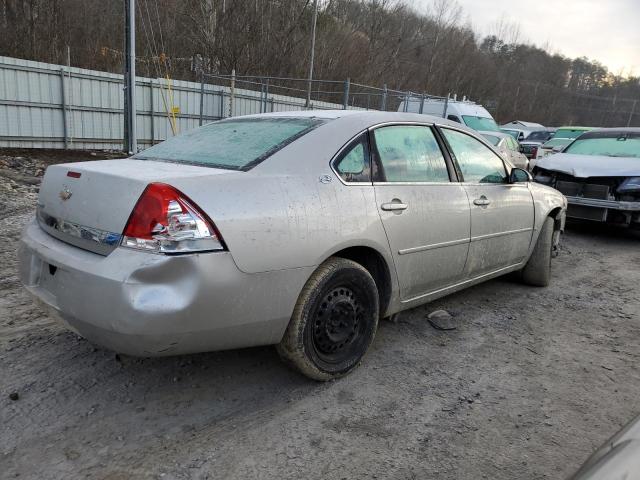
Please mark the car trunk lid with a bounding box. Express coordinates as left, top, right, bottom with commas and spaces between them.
37, 158, 234, 255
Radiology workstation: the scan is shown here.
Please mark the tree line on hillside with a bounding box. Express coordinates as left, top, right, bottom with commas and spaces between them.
1, 0, 639, 126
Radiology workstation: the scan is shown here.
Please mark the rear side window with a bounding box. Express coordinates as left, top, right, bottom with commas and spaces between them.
442, 128, 507, 184
134, 117, 327, 171
372, 125, 450, 183
334, 134, 371, 183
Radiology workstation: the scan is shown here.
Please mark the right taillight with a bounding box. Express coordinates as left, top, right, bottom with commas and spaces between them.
531, 146, 538, 157
121, 182, 225, 254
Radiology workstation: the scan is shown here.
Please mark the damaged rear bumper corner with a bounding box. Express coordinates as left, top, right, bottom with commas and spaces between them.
18, 219, 313, 356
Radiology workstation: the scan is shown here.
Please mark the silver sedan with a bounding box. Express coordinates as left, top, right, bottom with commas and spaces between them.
19, 111, 567, 380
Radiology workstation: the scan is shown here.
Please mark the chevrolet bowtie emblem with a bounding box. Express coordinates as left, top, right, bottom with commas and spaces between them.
59, 187, 72, 201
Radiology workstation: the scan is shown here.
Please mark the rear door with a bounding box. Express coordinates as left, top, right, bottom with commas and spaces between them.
371, 124, 471, 301
439, 127, 535, 277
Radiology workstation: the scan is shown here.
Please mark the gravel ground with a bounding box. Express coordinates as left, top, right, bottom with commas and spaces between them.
1, 150, 639, 480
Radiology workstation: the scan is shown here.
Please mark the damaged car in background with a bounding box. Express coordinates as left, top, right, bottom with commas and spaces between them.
19, 111, 566, 381
533, 128, 640, 227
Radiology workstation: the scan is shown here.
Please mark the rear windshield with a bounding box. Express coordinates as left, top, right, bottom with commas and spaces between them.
527, 131, 553, 141
554, 128, 588, 139
564, 132, 640, 158
133, 117, 327, 170
462, 116, 500, 132
544, 138, 571, 148
482, 134, 501, 146
501, 129, 520, 139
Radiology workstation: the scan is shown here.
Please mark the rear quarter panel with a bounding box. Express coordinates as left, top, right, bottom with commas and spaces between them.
168, 116, 396, 276
171, 173, 392, 275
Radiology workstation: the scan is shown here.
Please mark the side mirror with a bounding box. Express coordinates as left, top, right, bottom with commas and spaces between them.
552, 146, 564, 153
509, 167, 532, 183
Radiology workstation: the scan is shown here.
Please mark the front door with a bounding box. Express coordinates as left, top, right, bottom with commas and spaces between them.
440, 127, 535, 277
371, 124, 471, 301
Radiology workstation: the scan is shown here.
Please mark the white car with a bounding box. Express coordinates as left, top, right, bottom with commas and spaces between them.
19, 111, 566, 380
480, 130, 530, 170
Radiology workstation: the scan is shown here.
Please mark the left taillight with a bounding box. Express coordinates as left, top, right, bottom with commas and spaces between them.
121, 182, 225, 254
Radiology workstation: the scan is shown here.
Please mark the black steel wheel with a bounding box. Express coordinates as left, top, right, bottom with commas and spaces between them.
277, 257, 379, 381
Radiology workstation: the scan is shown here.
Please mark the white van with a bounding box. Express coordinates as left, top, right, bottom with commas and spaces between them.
398, 96, 500, 132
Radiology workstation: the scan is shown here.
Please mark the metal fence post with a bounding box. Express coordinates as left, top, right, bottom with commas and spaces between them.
199, 73, 205, 126
149, 79, 155, 145
264, 79, 270, 113
260, 80, 265, 113
442, 94, 449, 118
229, 69, 235, 117
59, 68, 69, 149
219, 90, 225, 119
343, 78, 350, 110
380, 84, 387, 111
419, 93, 425, 114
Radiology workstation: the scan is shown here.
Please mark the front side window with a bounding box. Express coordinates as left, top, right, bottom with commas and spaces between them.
334, 134, 371, 182
134, 117, 327, 171
372, 125, 450, 183
442, 128, 507, 184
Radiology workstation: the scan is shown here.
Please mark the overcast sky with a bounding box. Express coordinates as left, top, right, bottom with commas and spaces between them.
412, 0, 640, 76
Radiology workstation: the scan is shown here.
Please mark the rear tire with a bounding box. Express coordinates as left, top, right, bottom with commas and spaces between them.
277, 257, 379, 381
521, 216, 555, 287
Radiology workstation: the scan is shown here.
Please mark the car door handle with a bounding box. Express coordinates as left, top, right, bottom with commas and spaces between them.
381, 201, 408, 211
473, 196, 491, 206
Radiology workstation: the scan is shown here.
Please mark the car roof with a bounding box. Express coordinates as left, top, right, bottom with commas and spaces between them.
503, 120, 545, 128
587, 127, 640, 134
232, 109, 473, 130
571, 127, 640, 139
556, 126, 593, 130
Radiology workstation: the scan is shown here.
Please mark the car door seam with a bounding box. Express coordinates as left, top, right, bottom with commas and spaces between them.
398, 237, 470, 255
470, 227, 533, 242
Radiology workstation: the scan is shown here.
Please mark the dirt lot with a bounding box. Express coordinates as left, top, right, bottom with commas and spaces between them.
1, 150, 639, 480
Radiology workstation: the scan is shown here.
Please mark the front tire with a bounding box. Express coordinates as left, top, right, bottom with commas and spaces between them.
521, 216, 555, 287
277, 257, 379, 381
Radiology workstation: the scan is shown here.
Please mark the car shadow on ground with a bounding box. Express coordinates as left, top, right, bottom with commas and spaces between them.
565, 219, 640, 242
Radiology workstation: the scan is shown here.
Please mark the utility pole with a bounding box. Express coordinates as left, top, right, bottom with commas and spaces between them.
124, 0, 137, 154
305, 0, 318, 108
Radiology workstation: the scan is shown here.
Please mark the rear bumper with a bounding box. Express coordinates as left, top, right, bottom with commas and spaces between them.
565, 196, 640, 222
19, 219, 312, 356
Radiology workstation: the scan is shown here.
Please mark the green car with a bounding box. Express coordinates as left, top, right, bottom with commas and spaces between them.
535, 126, 593, 160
